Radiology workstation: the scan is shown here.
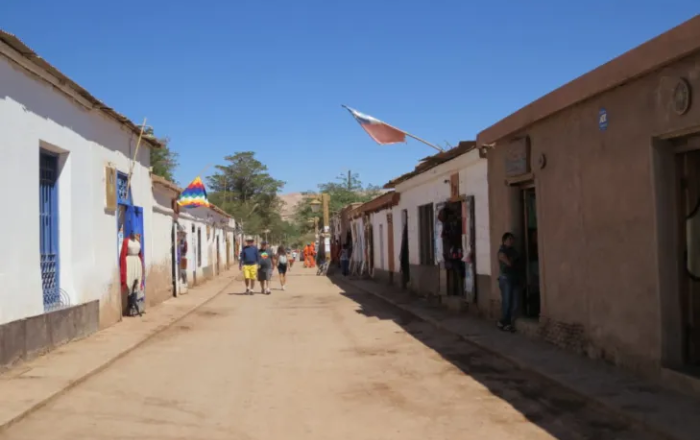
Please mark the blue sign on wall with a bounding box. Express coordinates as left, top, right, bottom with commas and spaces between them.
598, 108, 608, 131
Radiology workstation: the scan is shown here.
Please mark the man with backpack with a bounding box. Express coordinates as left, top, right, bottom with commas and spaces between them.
258, 241, 273, 295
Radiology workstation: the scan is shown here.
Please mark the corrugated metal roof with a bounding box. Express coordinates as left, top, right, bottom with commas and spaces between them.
384, 141, 477, 189
0, 30, 163, 149
151, 174, 182, 194
351, 191, 400, 217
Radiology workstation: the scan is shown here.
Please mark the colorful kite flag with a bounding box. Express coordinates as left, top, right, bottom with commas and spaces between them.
177, 176, 210, 208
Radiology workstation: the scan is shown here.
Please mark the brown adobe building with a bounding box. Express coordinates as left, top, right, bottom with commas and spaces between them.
477, 15, 700, 386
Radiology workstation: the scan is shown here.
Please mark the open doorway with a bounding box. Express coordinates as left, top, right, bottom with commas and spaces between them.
674, 136, 700, 372
400, 209, 410, 288
170, 221, 177, 297
438, 201, 464, 296
520, 186, 540, 319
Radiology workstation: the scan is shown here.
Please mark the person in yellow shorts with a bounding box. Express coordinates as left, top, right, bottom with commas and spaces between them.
239, 237, 260, 295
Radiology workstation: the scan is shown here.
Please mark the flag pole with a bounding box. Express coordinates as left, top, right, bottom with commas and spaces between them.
401, 130, 444, 153
196, 163, 213, 178
125, 117, 148, 198
341, 105, 444, 153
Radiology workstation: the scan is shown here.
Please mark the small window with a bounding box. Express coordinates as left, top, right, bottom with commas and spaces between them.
418, 203, 435, 265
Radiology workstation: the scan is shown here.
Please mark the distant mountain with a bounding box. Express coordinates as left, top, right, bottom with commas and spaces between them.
278, 192, 305, 222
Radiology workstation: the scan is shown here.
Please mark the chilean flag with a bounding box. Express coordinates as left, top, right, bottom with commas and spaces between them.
344, 106, 407, 145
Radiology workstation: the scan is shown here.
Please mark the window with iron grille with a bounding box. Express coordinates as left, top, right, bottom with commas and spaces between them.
116, 172, 132, 205
40, 150, 61, 311
418, 203, 435, 265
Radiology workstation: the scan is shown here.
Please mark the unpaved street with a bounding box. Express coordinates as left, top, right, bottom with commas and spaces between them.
0, 269, 662, 440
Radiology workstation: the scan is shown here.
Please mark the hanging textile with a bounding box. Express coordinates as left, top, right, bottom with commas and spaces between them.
434, 203, 445, 265
463, 197, 476, 303
177, 176, 210, 208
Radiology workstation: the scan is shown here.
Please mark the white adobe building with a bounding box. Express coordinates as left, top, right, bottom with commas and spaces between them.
151, 175, 236, 298
0, 31, 161, 367
383, 142, 492, 312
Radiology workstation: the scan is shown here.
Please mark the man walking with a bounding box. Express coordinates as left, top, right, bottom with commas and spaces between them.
240, 237, 260, 295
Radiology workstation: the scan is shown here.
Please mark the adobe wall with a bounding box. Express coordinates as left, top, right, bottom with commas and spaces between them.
487, 50, 700, 373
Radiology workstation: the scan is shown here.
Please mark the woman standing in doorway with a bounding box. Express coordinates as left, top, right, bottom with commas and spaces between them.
275, 245, 289, 290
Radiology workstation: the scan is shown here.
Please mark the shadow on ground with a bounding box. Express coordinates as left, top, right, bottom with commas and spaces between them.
327, 275, 659, 440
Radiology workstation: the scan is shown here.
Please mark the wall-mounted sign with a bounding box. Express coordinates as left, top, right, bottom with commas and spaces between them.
537, 153, 547, 170
105, 166, 117, 211
504, 137, 531, 177
598, 108, 608, 131
673, 78, 691, 116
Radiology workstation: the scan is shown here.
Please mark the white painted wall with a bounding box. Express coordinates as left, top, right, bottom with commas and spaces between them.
389, 150, 490, 276
0, 55, 154, 325
151, 186, 176, 271
176, 207, 232, 283
370, 210, 389, 271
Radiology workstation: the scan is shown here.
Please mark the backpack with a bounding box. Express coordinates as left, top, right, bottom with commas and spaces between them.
278, 254, 288, 264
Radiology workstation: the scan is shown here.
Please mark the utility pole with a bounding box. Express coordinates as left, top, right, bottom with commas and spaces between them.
347, 170, 351, 190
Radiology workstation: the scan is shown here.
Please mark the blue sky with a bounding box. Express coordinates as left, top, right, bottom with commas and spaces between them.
1, 1, 698, 192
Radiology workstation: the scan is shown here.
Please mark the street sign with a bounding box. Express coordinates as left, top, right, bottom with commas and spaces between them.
598, 108, 608, 131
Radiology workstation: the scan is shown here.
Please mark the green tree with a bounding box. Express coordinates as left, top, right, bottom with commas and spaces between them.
207, 152, 285, 237
145, 128, 179, 183
294, 172, 381, 234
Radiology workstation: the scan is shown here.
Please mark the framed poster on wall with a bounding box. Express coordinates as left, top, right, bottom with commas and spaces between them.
463, 196, 477, 303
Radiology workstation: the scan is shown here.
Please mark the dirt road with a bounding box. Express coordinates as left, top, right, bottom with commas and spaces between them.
0, 269, 662, 440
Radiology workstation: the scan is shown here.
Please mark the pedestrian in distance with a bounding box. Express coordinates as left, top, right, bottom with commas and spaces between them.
340, 244, 350, 276
497, 232, 520, 332
275, 245, 289, 290
289, 249, 297, 271
240, 237, 259, 295
258, 241, 273, 295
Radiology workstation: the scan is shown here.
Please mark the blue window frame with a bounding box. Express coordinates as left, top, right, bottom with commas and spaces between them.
116, 171, 133, 261
39, 150, 60, 311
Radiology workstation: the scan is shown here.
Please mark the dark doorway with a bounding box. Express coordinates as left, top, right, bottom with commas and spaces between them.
439, 201, 464, 296
192, 224, 197, 285
675, 140, 700, 371
400, 209, 410, 289
387, 213, 395, 284
171, 221, 177, 297
520, 186, 540, 319
368, 222, 375, 275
